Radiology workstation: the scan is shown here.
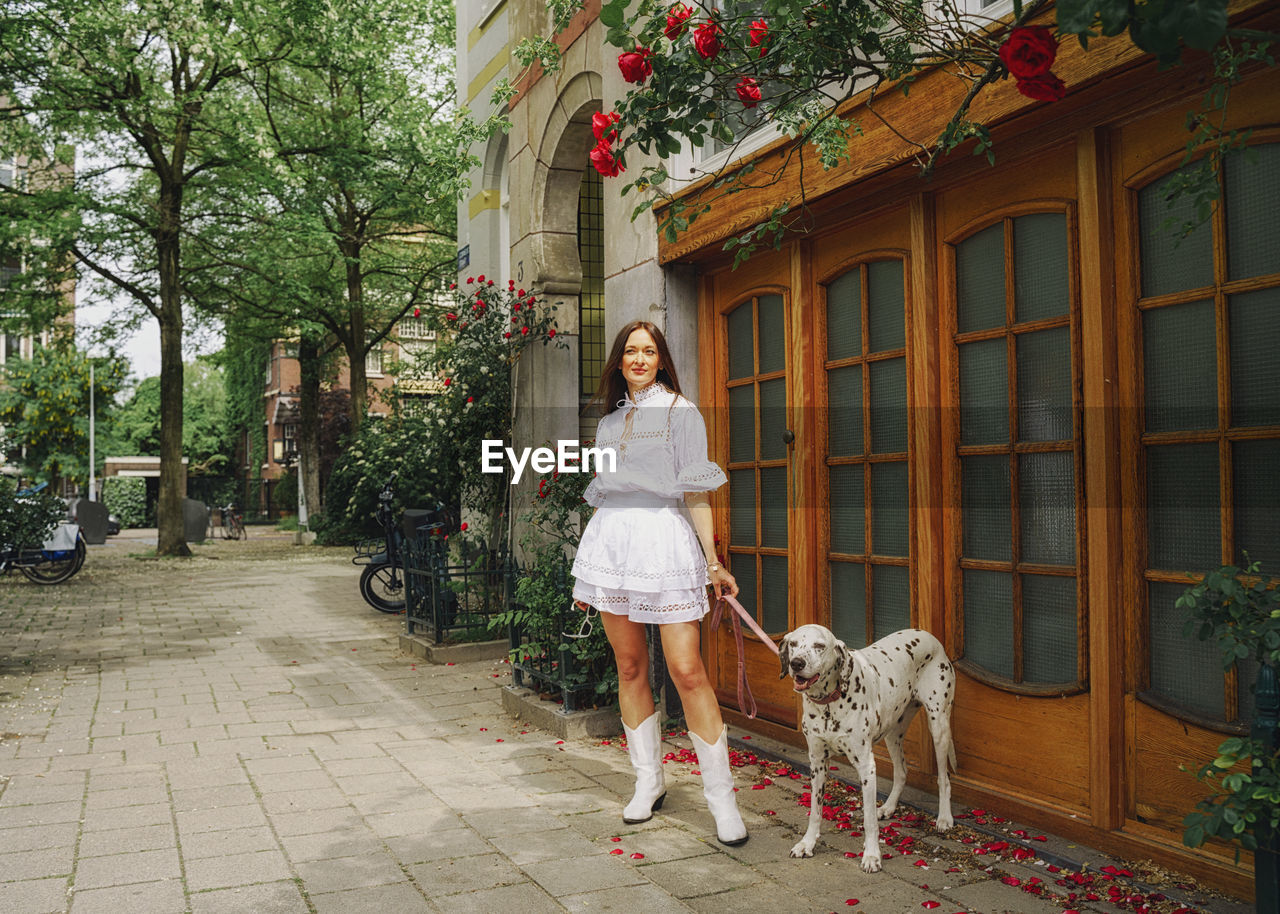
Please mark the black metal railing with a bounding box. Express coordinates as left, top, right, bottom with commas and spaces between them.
402, 522, 511, 643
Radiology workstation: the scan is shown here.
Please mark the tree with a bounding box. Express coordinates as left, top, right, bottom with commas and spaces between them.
519, 0, 1276, 264
107, 359, 231, 474
0, 345, 126, 491
0, 0, 292, 554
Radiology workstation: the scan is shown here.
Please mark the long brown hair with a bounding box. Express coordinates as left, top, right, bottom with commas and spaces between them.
587, 320, 683, 415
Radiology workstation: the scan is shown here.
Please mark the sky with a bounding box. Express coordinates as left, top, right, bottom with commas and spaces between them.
75, 288, 223, 385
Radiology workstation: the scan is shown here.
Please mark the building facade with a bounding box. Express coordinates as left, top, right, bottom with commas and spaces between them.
463, 0, 1280, 895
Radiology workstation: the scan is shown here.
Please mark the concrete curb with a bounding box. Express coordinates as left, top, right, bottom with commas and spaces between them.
501, 685, 622, 739
398, 633, 510, 664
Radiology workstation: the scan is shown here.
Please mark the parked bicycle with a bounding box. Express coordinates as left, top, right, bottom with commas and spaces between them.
220, 503, 246, 540
0, 522, 87, 585
354, 474, 408, 613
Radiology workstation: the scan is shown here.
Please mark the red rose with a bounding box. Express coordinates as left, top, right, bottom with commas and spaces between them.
749, 19, 769, 57
466, 397, 473, 404
446, 312, 456, 320
503, 331, 512, 339
591, 110, 621, 144
735, 76, 762, 108
665, 3, 692, 40
443, 377, 452, 386
1015, 71, 1067, 102
413, 307, 420, 317
512, 303, 521, 312
466, 277, 474, 284
617, 47, 653, 84
589, 139, 623, 177
548, 329, 556, 338
998, 26, 1057, 79
693, 19, 722, 60
460, 522, 468, 530
518, 288, 525, 296
521, 326, 530, 336
449, 282, 456, 289
477, 274, 485, 282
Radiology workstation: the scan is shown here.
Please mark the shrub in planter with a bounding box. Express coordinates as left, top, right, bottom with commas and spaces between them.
101, 476, 147, 528
1180, 559, 1280, 856
491, 456, 618, 708
0, 480, 66, 547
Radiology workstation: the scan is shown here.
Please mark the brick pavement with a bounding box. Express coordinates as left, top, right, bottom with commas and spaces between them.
0, 533, 1247, 913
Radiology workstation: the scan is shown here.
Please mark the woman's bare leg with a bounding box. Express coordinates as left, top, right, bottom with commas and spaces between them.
601, 612, 654, 729
657, 621, 722, 743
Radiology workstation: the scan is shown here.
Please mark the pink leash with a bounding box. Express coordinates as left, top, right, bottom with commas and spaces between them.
709, 594, 780, 720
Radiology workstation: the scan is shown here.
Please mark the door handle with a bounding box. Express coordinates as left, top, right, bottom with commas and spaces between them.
782, 429, 795, 445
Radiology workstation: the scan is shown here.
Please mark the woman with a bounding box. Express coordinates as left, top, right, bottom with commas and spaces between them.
572, 320, 747, 846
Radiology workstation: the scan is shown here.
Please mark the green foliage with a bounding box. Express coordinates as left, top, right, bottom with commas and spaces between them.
489, 457, 617, 707
107, 360, 230, 473
1180, 560, 1280, 854
0, 479, 67, 548
527, 0, 1274, 265
0, 346, 126, 487
101, 476, 146, 529
272, 467, 298, 513
1179, 559, 1280, 671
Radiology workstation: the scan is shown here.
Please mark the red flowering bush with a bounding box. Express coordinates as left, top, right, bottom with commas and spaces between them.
749, 18, 769, 57
735, 76, 761, 109
692, 18, 722, 60
1014, 71, 1067, 102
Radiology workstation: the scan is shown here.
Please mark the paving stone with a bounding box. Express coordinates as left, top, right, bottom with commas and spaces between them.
293, 851, 408, 893
523, 852, 649, 897
187, 879, 312, 914
409, 851, 528, 897
408, 880, 561, 914
169, 783, 259, 811
637, 853, 763, 899
178, 825, 279, 860
184, 848, 294, 891
489, 826, 604, 865
268, 805, 363, 837
562, 883, 695, 913
0, 800, 82, 828
463, 804, 564, 838
682, 880, 816, 914
0, 821, 78, 854
0, 844, 75, 880
280, 827, 387, 863
0, 876, 69, 914
175, 803, 268, 834
85, 784, 171, 810
67, 879, 187, 914
309, 882, 439, 914
72, 847, 182, 890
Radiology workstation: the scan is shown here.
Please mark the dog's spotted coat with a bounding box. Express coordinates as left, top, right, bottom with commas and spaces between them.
781, 624, 956, 872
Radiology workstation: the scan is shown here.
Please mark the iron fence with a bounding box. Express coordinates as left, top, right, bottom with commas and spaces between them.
402, 524, 510, 643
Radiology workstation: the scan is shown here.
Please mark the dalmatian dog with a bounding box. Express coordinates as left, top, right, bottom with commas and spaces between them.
782, 624, 956, 872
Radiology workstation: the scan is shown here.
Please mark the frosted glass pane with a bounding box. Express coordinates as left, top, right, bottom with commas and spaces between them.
1019, 452, 1076, 566
964, 569, 1014, 680
759, 378, 787, 461
869, 358, 908, 454
1147, 444, 1220, 571
1017, 327, 1073, 442
1013, 213, 1070, 323
826, 269, 862, 361
759, 294, 785, 374
871, 461, 909, 557
1149, 581, 1224, 719
828, 465, 865, 555
960, 337, 1008, 445
733, 554, 757, 618
727, 303, 754, 380
729, 468, 755, 546
1022, 574, 1077, 684
1234, 439, 1280, 576
830, 561, 867, 648
868, 259, 905, 352
827, 366, 863, 457
1229, 287, 1280, 427
872, 564, 910, 640
729, 384, 754, 464
1139, 165, 1214, 298
1143, 299, 1217, 433
760, 466, 787, 548
957, 223, 1006, 333
761, 554, 789, 633
963, 455, 1011, 562
1225, 143, 1280, 281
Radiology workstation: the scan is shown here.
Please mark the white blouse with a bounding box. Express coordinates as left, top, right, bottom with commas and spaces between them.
582, 382, 727, 507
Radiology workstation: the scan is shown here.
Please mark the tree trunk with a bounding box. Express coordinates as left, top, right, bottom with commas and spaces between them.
155, 202, 189, 556
297, 335, 323, 521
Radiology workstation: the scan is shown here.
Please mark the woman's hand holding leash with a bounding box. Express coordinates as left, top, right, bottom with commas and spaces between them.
708, 564, 738, 600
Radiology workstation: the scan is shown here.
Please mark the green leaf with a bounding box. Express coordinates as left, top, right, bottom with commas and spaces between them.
598, 0, 627, 30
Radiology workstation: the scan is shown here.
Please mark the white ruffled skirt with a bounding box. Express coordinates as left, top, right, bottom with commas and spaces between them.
570, 492, 711, 624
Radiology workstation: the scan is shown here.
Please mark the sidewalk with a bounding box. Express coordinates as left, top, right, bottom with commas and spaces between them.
0, 537, 1247, 914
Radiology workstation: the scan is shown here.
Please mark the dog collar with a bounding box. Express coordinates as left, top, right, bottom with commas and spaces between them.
808, 685, 843, 705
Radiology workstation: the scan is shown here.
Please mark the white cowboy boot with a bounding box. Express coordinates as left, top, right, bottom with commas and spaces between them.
690, 726, 749, 846
622, 711, 667, 823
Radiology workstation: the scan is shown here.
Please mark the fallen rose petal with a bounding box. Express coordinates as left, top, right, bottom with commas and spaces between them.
609, 848, 623, 855
845, 901, 859, 907
922, 903, 940, 910
630, 853, 644, 859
